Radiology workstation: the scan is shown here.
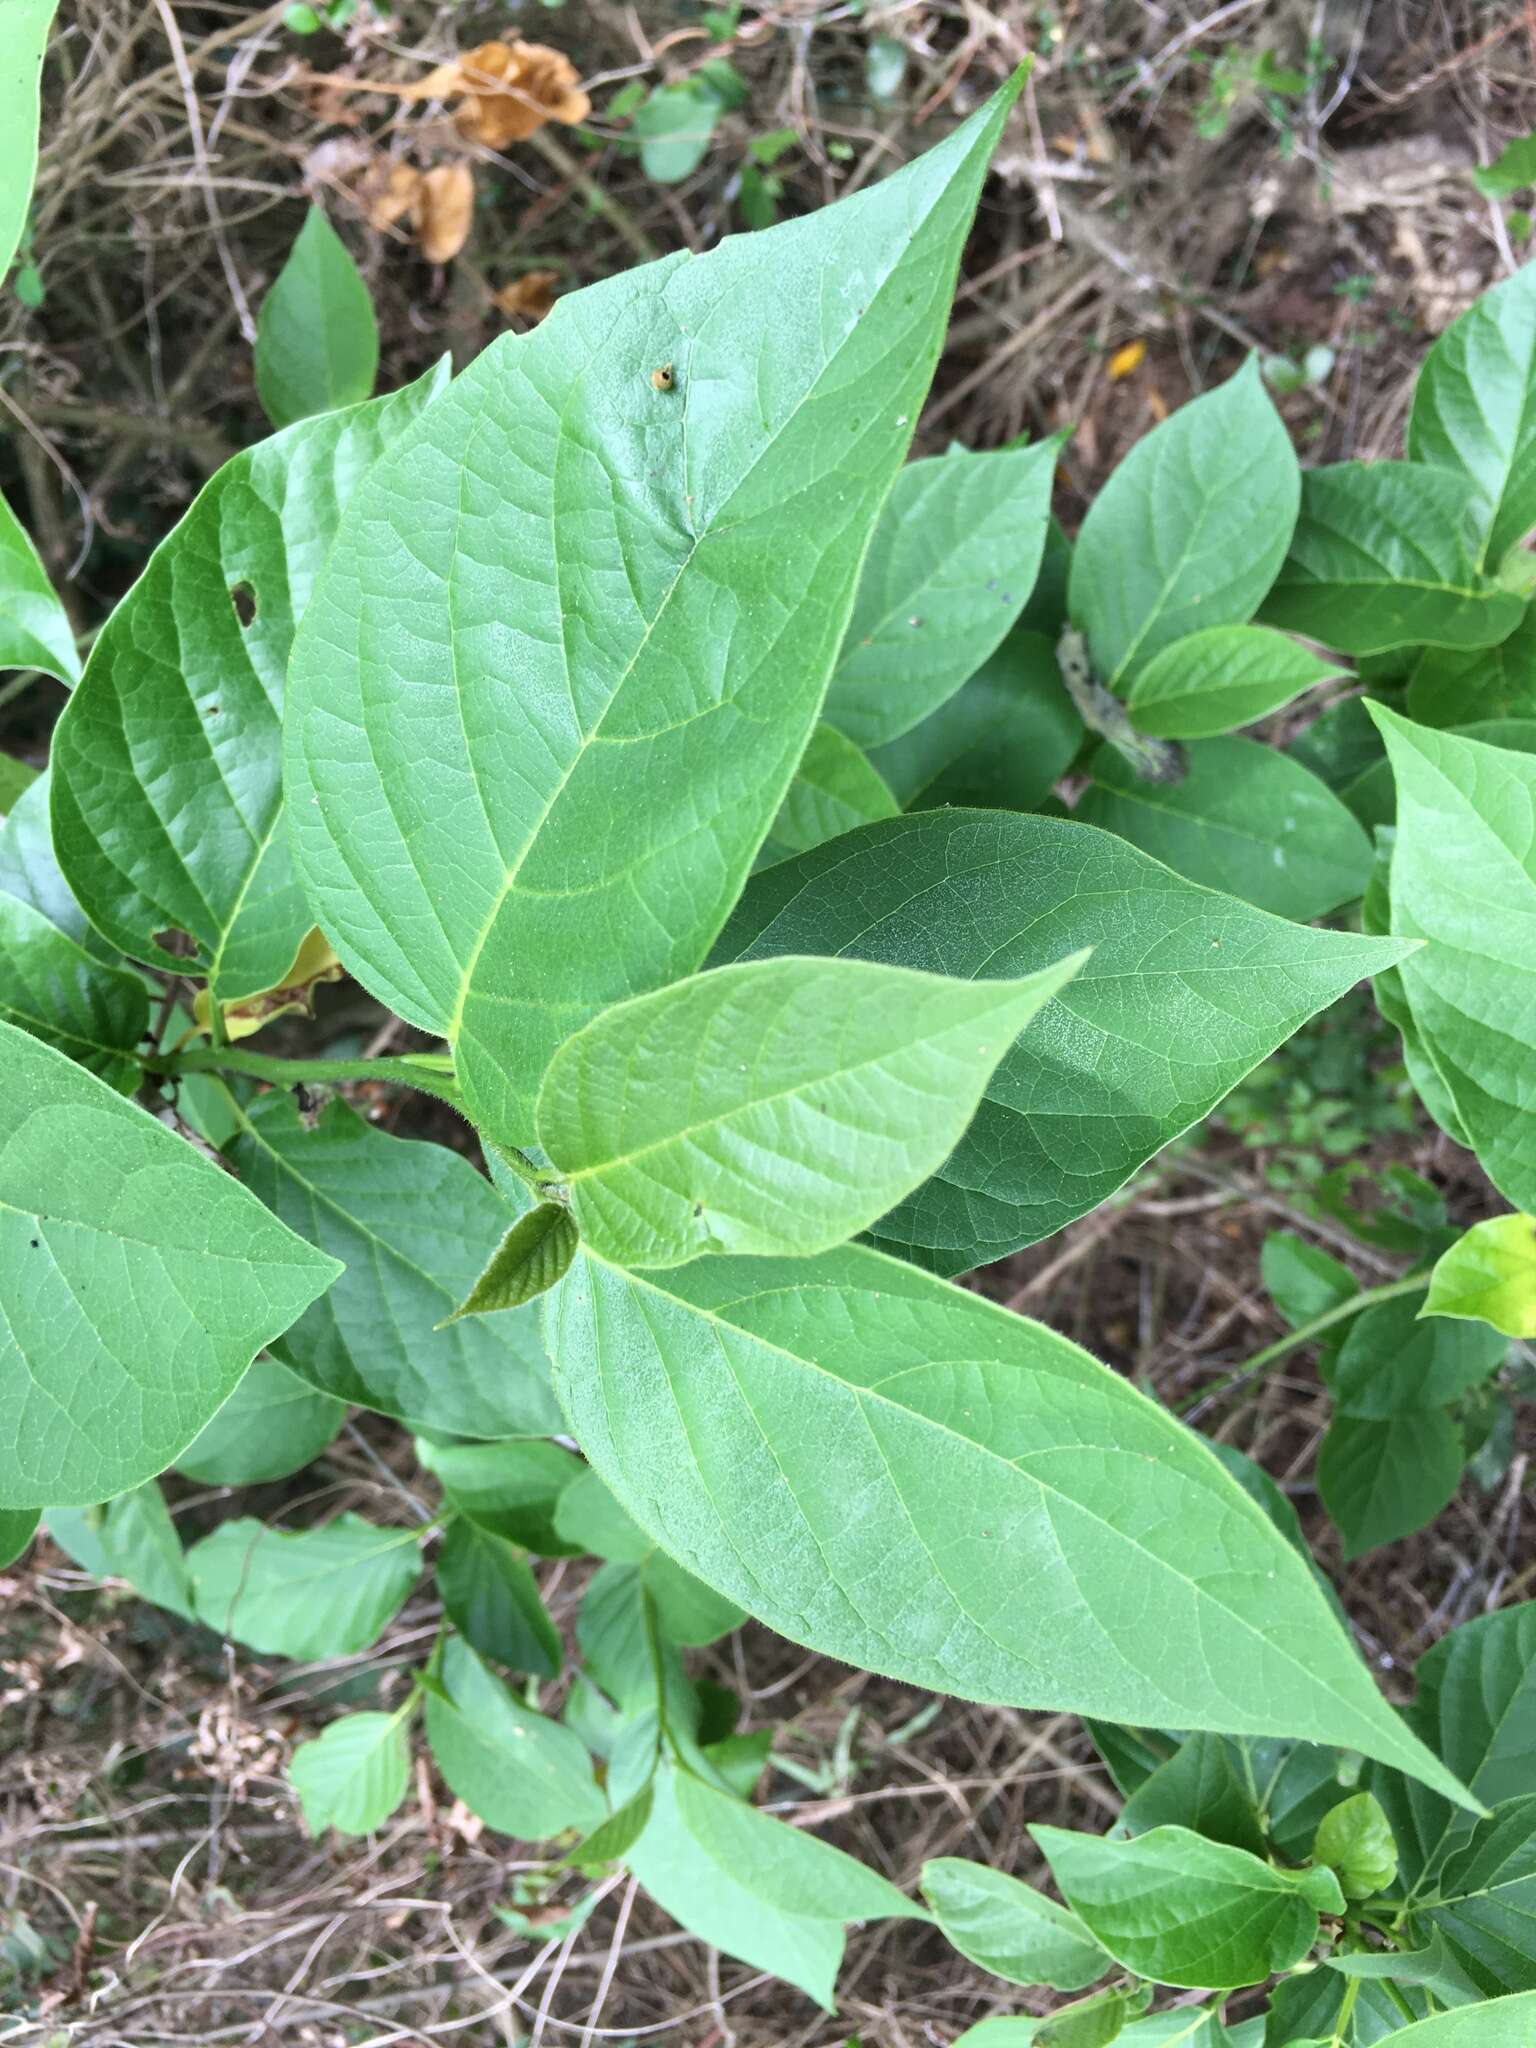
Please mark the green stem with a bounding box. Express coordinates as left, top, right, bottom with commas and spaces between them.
155, 1045, 463, 1112
1180, 1272, 1428, 1418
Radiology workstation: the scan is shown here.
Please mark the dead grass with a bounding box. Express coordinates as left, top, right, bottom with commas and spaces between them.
4, 0, 1536, 2040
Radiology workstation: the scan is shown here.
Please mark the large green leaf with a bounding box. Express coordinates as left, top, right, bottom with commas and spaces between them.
1068, 358, 1298, 688
0, 1023, 338, 1508
536, 951, 1082, 1267
1370, 708, 1536, 1211
549, 1243, 1465, 1795
1371, 1604, 1536, 1892
921, 1858, 1109, 1991
1324, 1291, 1506, 1417
188, 1513, 420, 1656
1426, 1214, 1536, 1338
1427, 1796, 1536, 1995
715, 810, 1411, 1270
1259, 463, 1523, 656
225, 1093, 560, 1439
289, 1711, 411, 1837
50, 366, 445, 1002
422, 1635, 605, 1837
1318, 1409, 1464, 1560
1076, 736, 1373, 920
0, 490, 78, 685
1408, 263, 1536, 571
823, 438, 1060, 747
1369, 1995, 1536, 2047
867, 628, 1084, 812
172, 1355, 346, 1485
254, 206, 379, 430
0, 0, 56, 285
1030, 1822, 1342, 1989
0, 775, 106, 955
0, 890, 147, 1087
627, 1760, 923, 2009
285, 86, 1022, 1146
1124, 625, 1343, 740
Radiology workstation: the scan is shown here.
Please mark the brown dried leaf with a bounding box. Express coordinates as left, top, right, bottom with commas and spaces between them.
492, 269, 560, 322
448, 41, 591, 148
414, 160, 475, 262
363, 159, 423, 230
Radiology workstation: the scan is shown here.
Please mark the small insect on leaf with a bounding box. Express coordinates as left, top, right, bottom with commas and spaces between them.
651, 363, 675, 391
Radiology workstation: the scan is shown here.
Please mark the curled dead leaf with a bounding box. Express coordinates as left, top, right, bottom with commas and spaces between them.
363, 158, 423, 231
191, 928, 343, 1042
414, 160, 475, 263
492, 269, 560, 322
407, 39, 590, 148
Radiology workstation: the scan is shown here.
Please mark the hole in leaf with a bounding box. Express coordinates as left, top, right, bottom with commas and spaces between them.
153, 928, 199, 960
229, 582, 257, 627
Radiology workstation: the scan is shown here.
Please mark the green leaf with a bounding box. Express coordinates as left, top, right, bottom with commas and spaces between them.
563, 1781, 656, 1871
1203, 1442, 1350, 1631
1408, 262, 1536, 569
226, 1093, 561, 1440
0, 1024, 339, 1508
1031, 1822, 1341, 1989
45, 1484, 194, 1619
1327, 1926, 1482, 2008
1265, 1968, 1430, 2045
1262, 1232, 1358, 1330
1370, 1604, 1536, 1890
417, 1437, 580, 1553
633, 81, 722, 182
1259, 464, 1524, 655
1324, 1291, 1506, 1417
1426, 1214, 1536, 1338
1069, 357, 1298, 688
1124, 626, 1343, 739
0, 891, 148, 1087
1369, 708, 1536, 1212
1076, 737, 1373, 920
1313, 1791, 1398, 1899
0, 1509, 37, 1567
1036, 1989, 1147, 2048
549, 1243, 1467, 1797
1367, 1994, 1536, 2046
51, 365, 445, 1002
716, 810, 1413, 1270
627, 1760, 924, 2009
1406, 607, 1536, 726
761, 724, 899, 863
422, 1635, 604, 1837
577, 1554, 743, 1710
1473, 134, 1536, 198
957, 2013, 1257, 2048
1291, 694, 1387, 790
536, 951, 1084, 1268
824, 439, 1060, 747
289, 1709, 411, 1836
0, 775, 110, 957
867, 627, 1084, 812
0, 488, 78, 684
254, 207, 379, 429
1118, 1733, 1266, 1856
0, 0, 56, 285
442, 1202, 578, 1321
1317, 1409, 1464, 1560
0, 752, 37, 819
920, 1857, 1109, 1991
435, 1517, 560, 1678
1426, 1795, 1536, 1995
285, 86, 1025, 1146
188, 1514, 419, 1656
172, 1355, 346, 1485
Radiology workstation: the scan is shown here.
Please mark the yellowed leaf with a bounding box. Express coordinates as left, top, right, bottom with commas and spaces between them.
1107, 339, 1147, 381
492, 269, 560, 322
452, 41, 591, 148
414, 161, 475, 262
191, 929, 344, 1042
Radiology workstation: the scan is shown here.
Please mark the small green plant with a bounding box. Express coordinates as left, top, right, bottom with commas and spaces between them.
5, 21, 1536, 2041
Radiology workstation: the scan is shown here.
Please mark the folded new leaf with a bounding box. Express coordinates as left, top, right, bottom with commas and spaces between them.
1030, 1822, 1344, 1989
536, 952, 1085, 1267
441, 1201, 578, 1320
